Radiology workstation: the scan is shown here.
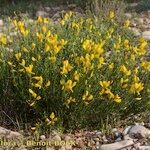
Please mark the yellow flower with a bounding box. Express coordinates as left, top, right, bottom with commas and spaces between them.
133, 75, 140, 83
0, 34, 7, 45
45, 43, 50, 52
97, 57, 105, 69
31, 43, 36, 49
141, 62, 150, 72
46, 112, 57, 126
65, 97, 76, 106
25, 64, 35, 74
15, 53, 21, 61
7, 61, 15, 67
82, 91, 93, 104
20, 59, 25, 66
130, 82, 144, 94
82, 39, 93, 51
124, 39, 129, 49
108, 63, 114, 70
32, 57, 37, 61
29, 89, 37, 98
36, 96, 41, 100
50, 112, 55, 120
120, 78, 128, 88
42, 26, 47, 33
60, 60, 73, 75
36, 32, 43, 42
45, 80, 51, 87
43, 18, 49, 24
120, 65, 131, 76
100, 80, 111, 89
49, 56, 56, 63
37, 16, 43, 23
60, 79, 76, 92
73, 71, 80, 81
113, 94, 122, 103
105, 89, 114, 99
32, 76, 43, 89
22, 47, 28, 52
124, 20, 130, 28
109, 11, 115, 19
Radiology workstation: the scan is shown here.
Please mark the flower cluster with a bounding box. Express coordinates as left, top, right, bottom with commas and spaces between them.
0, 11, 149, 128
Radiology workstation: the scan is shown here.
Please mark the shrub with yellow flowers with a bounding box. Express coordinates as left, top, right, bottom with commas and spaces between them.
0, 11, 149, 130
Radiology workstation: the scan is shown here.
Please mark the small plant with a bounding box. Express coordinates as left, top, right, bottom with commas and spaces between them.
0, 11, 150, 131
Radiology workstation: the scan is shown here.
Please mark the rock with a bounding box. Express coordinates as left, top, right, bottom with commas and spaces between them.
45, 7, 51, 12
0, 19, 4, 26
0, 126, 23, 139
141, 24, 150, 30
52, 135, 61, 141
129, 3, 138, 7
115, 137, 122, 142
124, 135, 133, 140
36, 10, 49, 17
100, 140, 134, 150
112, 128, 123, 141
133, 142, 141, 149
15, 147, 27, 150
144, 122, 150, 129
130, 22, 137, 27
125, 13, 132, 19
52, 12, 61, 20
95, 141, 100, 149
76, 137, 84, 148
129, 125, 150, 139
142, 31, 150, 40
130, 28, 141, 36
137, 18, 144, 24
68, 4, 77, 9
123, 126, 133, 135
102, 136, 108, 144
139, 146, 150, 150
46, 147, 55, 150
40, 135, 46, 140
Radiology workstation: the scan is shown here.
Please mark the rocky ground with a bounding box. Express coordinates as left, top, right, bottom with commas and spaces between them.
0, 2, 150, 150
0, 123, 150, 150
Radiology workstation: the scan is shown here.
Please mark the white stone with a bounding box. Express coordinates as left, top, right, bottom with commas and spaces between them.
129, 125, 150, 138
125, 13, 132, 19
0, 126, 23, 139
0, 19, 3, 26
137, 18, 144, 24
100, 140, 134, 150
52, 135, 61, 141
36, 10, 48, 17
142, 31, 150, 40
46, 147, 55, 150
40, 135, 46, 140
123, 126, 132, 135
45, 7, 51, 12
139, 146, 150, 150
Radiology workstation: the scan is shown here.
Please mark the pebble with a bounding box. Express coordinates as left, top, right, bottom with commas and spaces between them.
45, 7, 51, 12
125, 13, 132, 19
36, 10, 49, 17
0, 19, 4, 26
123, 126, 133, 135
100, 139, 134, 150
52, 134, 61, 141
129, 125, 150, 139
0, 126, 23, 139
40, 135, 46, 140
142, 31, 150, 40
130, 28, 141, 36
